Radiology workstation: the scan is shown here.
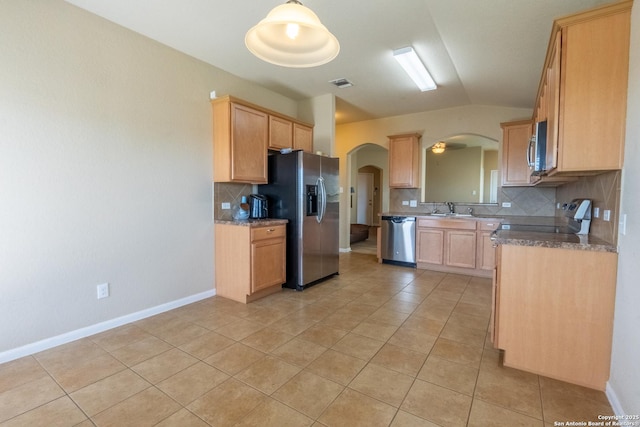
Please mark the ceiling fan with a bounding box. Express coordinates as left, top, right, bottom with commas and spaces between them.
430, 141, 467, 154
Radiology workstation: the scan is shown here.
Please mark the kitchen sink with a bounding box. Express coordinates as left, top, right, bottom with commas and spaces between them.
428, 213, 473, 217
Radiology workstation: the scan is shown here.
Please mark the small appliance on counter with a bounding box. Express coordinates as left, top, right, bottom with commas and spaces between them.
563, 199, 592, 235
249, 194, 268, 219
233, 196, 250, 220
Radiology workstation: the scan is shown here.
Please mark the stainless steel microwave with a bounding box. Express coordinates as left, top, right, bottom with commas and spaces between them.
527, 120, 547, 176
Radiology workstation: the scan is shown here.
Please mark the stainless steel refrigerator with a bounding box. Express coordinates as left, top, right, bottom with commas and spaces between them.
259, 151, 339, 291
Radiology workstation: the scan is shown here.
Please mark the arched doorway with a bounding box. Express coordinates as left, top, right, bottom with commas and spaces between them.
356, 165, 382, 226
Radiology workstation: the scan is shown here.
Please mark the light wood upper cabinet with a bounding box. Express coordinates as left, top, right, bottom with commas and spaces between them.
215, 223, 286, 303
213, 95, 315, 182
495, 244, 617, 390
500, 120, 533, 187
389, 133, 421, 188
268, 115, 293, 150
293, 123, 313, 153
212, 97, 268, 184
268, 116, 313, 153
536, 1, 631, 176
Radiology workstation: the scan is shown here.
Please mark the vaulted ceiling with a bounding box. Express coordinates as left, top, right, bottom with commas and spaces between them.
65, 0, 612, 124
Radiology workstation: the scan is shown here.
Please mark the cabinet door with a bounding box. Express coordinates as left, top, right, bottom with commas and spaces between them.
500, 121, 533, 186
269, 115, 293, 150
251, 237, 286, 293
490, 245, 502, 348
416, 228, 444, 264
557, 10, 629, 172
231, 103, 268, 183
477, 231, 496, 271
497, 245, 617, 390
545, 36, 561, 172
445, 230, 476, 268
389, 134, 420, 188
293, 123, 313, 153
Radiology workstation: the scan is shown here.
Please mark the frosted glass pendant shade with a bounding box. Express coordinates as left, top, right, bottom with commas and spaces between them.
245, 1, 340, 68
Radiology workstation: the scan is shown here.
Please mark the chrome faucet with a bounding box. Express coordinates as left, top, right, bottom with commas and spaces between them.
446, 202, 455, 214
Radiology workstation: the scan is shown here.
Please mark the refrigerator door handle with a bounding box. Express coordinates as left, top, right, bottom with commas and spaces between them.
317, 177, 326, 223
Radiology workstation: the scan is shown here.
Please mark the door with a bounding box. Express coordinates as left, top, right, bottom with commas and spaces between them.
357, 173, 373, 225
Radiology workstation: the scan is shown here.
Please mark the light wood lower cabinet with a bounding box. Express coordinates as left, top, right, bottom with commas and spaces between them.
445, 230, 476, 268
493, 244, 617, 390
416, 228, 444, 265
215, 223, 286, 303
416, 217, 497, 277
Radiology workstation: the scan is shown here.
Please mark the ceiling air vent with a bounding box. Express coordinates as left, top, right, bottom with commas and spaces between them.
329, 78, 353, 89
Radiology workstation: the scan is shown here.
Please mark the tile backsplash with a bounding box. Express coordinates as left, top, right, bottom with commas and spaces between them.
556, 170, 621, 245
213, 182, 254, 220
390, 186, 556, 217
388, 170, 620, 245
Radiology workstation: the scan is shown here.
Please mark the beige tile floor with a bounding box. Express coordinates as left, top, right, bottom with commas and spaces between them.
0, 252, 614, 426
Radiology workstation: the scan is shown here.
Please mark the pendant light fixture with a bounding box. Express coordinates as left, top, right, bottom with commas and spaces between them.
245, 0, 340, 68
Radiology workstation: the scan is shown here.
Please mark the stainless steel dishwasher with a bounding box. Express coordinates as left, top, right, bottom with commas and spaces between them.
381, 216, 416, 267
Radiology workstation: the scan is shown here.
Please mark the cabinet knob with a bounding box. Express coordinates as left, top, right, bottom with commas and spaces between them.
267, 228, 275, 232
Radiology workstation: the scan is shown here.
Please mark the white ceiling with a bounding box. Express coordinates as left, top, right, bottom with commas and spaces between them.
65, 0, 611, 124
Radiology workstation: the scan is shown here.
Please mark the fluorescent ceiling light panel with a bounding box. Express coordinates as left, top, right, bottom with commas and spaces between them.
393, 46, 437, 91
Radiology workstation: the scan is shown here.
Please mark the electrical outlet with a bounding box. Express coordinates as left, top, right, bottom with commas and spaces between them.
603, 210, 611, 222
402, 201, 409, 206
557, 203, 561, 209
409, 200, 417, 207
221, 202, 231, 210
593, 207, 600, 218
97, 283, 109, 299
502, 202, 511, 208
619, 214, 627, 235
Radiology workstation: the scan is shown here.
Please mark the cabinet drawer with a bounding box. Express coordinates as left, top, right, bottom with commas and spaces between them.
251, 225, 285, 241
479, 221, 500, 231
417, 218, 477, 230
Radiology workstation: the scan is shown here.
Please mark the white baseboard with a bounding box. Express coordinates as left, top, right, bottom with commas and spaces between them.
339, 247, 352, 253
0, 289, 216, 364
606, 381, 626, 416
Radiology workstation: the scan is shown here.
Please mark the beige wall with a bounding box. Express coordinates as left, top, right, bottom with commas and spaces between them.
608, 0, 640, 416
0, 0, 298, 356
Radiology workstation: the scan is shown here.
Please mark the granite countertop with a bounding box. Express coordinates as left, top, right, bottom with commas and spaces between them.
214, 218, 288, 227
380, 212, 500, 221
380, 213, 616, 252
491, 230, 616, 252
491, 216, 617, 253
